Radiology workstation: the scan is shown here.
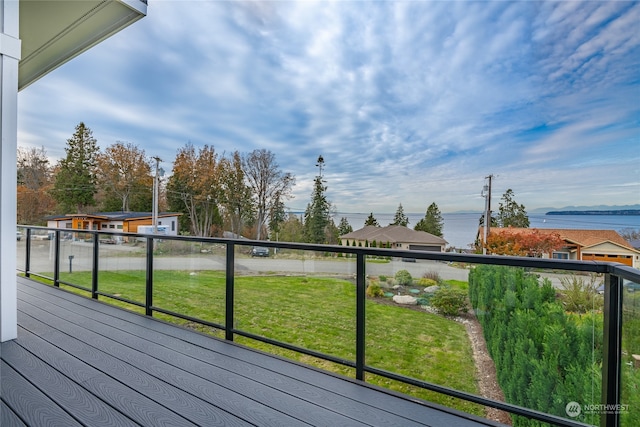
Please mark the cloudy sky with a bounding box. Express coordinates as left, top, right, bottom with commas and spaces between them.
17, 0, 640, 215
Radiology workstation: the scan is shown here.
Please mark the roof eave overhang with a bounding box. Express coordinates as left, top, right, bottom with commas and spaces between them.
18, 0, 147, 91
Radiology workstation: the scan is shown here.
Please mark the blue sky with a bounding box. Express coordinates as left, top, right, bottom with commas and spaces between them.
17, 1, 640, 214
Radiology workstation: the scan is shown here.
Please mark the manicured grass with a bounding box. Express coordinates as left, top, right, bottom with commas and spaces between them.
444, 279, 469, 291
35, 270, 483, 416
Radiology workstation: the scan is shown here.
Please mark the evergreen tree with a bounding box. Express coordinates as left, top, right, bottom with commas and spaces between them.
337, 217, 353, 236
364, 212, 379, 226
390, 203, 409, 226
303, 175, 331, 243
414, 202, 444, 236
497, 189, 530, 228
268, 196, 286, 241
478, 213, 498, 227
52, 122, 99, 213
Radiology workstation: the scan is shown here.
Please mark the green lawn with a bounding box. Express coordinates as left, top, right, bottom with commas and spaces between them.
41, 270, 483, 416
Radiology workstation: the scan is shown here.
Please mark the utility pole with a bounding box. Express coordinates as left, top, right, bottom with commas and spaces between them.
482, 174, 493, 254
152, 156, 161, 234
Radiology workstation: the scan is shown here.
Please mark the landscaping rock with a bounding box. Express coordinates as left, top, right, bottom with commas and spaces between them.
393, 295, 418, 305
392, 285, 402, 290
424, 285, 440, 293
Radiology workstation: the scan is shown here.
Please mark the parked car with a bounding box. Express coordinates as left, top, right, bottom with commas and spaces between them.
32, 231, 54, 240
16, 231, 23, 241
624, 281, 640, 292
251, 246, 269, 257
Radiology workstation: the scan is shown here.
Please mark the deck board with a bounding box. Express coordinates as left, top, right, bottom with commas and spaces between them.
1, 401, 27, 427
2, 277, 504, 427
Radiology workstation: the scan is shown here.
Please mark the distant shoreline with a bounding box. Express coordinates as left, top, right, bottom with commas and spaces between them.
546, 210, 640, 216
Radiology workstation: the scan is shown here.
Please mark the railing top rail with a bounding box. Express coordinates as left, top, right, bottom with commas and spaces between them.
19, 225, 640, 280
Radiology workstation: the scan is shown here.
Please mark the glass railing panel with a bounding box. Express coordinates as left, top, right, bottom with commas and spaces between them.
52, 231, 94, 296
233, 244, 357, 375
467, 265, 603, 426
150, 237, 227, 334
91, 232, 148, 312
23, 228, 57, 282
364, 257, 486, 418
621, 279, 640, 427
16, 226, 27, 271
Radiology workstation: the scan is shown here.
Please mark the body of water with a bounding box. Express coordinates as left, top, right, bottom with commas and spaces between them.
337, 212, 640, 250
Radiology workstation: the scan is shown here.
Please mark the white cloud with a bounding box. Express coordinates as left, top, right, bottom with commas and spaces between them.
16, 0, 640, 213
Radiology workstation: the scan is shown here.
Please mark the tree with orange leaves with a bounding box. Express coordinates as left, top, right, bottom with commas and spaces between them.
166, 143, 223, 236
486, 229, 565, 257
17, 146, 56, 224
96, 141, 152, 212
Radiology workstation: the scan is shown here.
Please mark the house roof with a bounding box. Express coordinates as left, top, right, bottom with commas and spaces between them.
487, 228, 638, 252
341, 225, 447, 245
46, 212, 181, 221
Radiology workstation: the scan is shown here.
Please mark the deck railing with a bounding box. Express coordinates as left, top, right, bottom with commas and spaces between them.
16, 225, 640, 427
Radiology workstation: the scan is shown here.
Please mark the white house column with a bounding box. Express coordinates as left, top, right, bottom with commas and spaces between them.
0, 0, 20, 342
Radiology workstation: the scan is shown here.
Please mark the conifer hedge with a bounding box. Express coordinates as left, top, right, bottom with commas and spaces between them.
469, 265, 602, 426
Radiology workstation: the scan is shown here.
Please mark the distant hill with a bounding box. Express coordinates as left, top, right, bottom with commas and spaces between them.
546, 209, 640, 216
531, 204, 640, 214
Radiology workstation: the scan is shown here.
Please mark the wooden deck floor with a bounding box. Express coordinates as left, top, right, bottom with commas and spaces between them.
2, 277, 504, 427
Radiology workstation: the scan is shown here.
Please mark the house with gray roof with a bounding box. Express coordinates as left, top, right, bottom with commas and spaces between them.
340, 225, 447, 252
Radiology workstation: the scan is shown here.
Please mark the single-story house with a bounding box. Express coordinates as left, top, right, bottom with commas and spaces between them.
483, 228, 640, 269
340, 225, 447, 252
46, 212, 182, 236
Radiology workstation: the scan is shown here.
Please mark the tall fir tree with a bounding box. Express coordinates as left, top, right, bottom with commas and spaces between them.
497, 189, 530, 228
364, 212, 379, 226
52, 122, 99, 213
414, 202, 444, 236
303, 175, 331, 243
337, 217, 353, 235
390, 203, 409, 226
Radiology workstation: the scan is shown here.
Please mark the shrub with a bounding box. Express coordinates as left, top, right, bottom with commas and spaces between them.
416, 296, 432, 306
422, 271, 441, 282
416, 278, 438, 287
366, 282, 384, 297
558, 274, 604, 313
379, 275, 387, 282
431, 286, 468, 316
395, 269, 413, 286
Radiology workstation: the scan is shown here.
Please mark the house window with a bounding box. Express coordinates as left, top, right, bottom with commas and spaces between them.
109, 224, 115, 229
117, 225, 123, 229
552, 252, 569, 260
172, 221, 175, 232
65, 222, 72, 228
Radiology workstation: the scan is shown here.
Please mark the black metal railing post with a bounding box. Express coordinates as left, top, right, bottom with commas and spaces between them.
24, 228, 31, 277
225, 242, 235, 342
145, 237, 154, 316
601, 272, 622, 427
53, 229, 61, 287
91, 233, 99, 299
356, 252, 366, 381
